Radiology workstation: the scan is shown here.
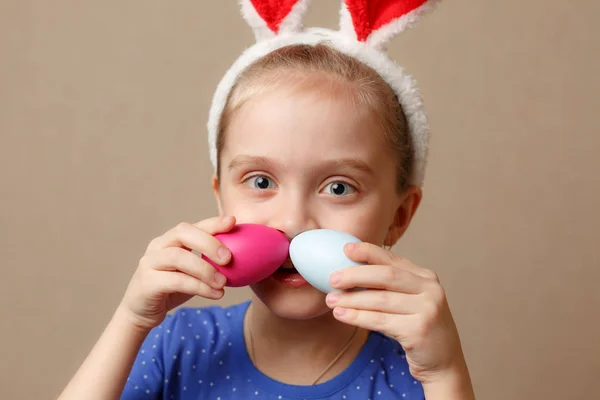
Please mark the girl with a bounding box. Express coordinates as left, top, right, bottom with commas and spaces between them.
59, 1, 474, 399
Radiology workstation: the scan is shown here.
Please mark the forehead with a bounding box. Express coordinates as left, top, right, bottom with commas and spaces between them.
222, 88, 392, 171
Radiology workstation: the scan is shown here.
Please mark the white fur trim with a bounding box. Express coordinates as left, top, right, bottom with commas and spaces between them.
366, 0, 442, 50
338, 3, 356, 40
239, 0, 274, 42
207, 28, 430, 187
239, 0, 311, 42
278, 0, 311, 34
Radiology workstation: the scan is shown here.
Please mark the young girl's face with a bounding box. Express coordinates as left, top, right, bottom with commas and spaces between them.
213, 83, 417, 320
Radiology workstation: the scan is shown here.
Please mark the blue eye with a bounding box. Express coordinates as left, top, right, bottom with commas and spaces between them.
246, 175, 275, 190
323, 182, 355, 196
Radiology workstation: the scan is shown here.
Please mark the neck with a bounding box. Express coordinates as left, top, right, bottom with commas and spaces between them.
244, 295, 369, 385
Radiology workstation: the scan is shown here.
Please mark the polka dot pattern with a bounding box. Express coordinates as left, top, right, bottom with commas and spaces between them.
121, 302, 424, 399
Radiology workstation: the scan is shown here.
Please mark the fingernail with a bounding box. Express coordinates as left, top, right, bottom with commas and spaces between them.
217, 246, 230, 261
330, 272, 341, 285
326, 293, 339, 306
333, 307, 347, 317
223, 216, 234, 224
214, 271, 227, 286
212, 288, 223, 297
346, 242, 356, 251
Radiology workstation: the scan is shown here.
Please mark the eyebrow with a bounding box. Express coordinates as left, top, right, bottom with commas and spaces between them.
228, 155, 375, 176
228, 155, 280, 172
318, 158, 375, 176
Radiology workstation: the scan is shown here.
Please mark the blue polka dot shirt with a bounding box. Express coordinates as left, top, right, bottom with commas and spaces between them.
121, 301, 424, 399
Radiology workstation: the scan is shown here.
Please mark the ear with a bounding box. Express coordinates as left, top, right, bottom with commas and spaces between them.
211, 174, 224, 217
340, 0, 441, 50
240, 0, 312, 42
384, 185, 423, 247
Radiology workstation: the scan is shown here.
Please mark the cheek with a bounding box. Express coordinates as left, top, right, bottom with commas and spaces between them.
217, 184, 273, 225
321, 204, 392, 245
353, 212, 391, 244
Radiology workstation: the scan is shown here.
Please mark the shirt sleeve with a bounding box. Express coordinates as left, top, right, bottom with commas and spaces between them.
120, 314, 177, 399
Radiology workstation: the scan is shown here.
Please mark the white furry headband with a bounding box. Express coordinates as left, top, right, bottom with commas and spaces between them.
207, 0, 441, 187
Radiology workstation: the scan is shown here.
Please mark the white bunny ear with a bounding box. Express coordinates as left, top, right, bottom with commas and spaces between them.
240, 0, 312, 42
340, 0, 440, 50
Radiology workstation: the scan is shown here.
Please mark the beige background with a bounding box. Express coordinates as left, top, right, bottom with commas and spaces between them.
1, 0, 599, 399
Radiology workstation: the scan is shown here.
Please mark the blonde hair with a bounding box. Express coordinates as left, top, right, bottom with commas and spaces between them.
217, 44, 413, 192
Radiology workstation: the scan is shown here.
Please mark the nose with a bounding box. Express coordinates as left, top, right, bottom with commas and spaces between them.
269, 192, 318, 240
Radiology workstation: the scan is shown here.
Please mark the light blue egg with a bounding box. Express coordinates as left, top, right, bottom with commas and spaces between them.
289, 229, 364, 293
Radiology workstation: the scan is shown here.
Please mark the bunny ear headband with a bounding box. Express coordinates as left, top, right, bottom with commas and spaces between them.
207, 0, 441, 187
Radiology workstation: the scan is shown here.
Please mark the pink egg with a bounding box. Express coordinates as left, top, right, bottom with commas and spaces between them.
203, 224, 289, 287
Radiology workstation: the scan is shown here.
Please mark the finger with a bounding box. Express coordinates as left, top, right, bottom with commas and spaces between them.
141, 247, 226, 289
147, 219, 235, 265
192, 215, 236, 235
344, 242, 437, 280
332, 307, 409, 339
153, 270, 224, 300
325, 289, 421, 315
395, 256, 440, 282
330, 264, 425, 294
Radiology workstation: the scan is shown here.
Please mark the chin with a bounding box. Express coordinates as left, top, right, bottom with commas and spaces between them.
249, 277, 331, 320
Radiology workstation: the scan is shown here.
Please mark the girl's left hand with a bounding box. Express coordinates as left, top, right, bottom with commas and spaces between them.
325, 241, 467, 385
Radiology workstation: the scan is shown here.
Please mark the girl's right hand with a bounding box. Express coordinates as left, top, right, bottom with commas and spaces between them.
118, 216, 236, 332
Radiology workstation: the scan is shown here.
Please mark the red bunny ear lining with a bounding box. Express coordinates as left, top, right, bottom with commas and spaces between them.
345, 0, 429, 41
248, 0, 433, 42
250, 0, 302, 33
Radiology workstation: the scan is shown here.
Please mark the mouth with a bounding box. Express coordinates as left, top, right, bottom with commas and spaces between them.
270, 258, 308, 287
276, 257, 297, 273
